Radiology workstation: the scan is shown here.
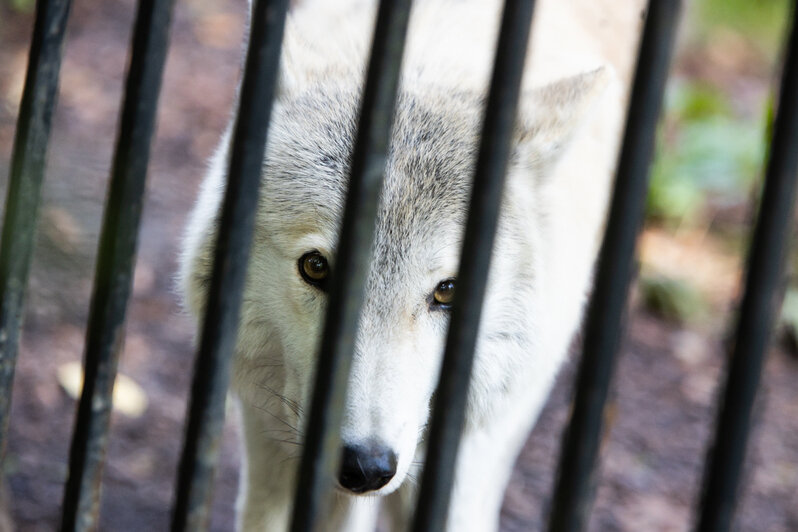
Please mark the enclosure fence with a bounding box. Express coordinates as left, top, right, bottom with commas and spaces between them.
1, 0, 797, 531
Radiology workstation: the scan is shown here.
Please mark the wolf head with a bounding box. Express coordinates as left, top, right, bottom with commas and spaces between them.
180, 4, 615, 498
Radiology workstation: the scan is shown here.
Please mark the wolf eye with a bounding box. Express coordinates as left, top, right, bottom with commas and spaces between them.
432, 279, 456, 309
299, 251, 329, 289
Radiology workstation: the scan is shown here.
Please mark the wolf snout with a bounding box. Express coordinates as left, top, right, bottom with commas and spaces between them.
338, 442, 397, 494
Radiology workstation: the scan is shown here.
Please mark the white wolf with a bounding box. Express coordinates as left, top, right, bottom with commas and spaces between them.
180, 0, 645, 530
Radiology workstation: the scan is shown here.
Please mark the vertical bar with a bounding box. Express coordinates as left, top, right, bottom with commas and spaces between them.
59, 0, 175, 529
288, 2, 412, 531
170, 1, 289, 530
411, 1, 536, 530
546, 2, 681, 531
0, 0, 72, 456
695, 4, 798, 531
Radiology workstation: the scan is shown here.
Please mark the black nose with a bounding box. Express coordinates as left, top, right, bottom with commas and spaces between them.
338, 443, 397, 493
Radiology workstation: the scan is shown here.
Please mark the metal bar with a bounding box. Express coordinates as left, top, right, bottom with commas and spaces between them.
169, 1, 289, 530
0, 0, 72, 457
288, 1, 412, 530
411, 1, 536, 530
695, 4, 798, 531
546, 2, 681, 531
59, 0, 175, 529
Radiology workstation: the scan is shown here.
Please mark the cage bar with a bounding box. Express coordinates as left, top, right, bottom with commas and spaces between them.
288, 2, 413, 531
0, 0, 73, 456
59, 0, 175, 529
169, 1, 290, 530
546, 2, 681, 531
410, 1, 536, 530
695, 4, 798, 531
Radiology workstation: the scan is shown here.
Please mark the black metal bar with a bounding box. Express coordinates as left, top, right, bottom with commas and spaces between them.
695, 4, 798, 531
59, 0, 175, 529
0, 0, 72, 457
546, 2, 681, 531
288, 2, 412, 530
170, 1, 289, 530
411, 1, 536, 530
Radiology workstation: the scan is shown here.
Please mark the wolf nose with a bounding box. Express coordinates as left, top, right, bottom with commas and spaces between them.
338, 443, 397, 493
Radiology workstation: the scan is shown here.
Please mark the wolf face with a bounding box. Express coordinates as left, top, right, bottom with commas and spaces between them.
182, 64, 610, 495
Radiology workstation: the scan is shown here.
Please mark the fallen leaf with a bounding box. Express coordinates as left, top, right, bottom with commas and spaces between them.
57, 361, 148, 418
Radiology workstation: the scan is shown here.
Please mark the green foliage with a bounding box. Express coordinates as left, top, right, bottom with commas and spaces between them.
640, 273, 708, 323
695, 0, 791, 55
647, 83, 767, 224
646, 0, 789, 226
5, 0, 35, 13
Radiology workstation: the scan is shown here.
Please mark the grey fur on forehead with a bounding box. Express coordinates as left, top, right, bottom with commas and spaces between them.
260, 82, 483, 245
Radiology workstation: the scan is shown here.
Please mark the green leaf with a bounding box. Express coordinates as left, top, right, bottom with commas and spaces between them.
640, 274, 708, 324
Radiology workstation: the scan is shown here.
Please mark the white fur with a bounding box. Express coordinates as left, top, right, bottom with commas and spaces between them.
179, 0, 645, 530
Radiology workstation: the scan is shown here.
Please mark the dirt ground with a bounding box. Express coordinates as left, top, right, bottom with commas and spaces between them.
0, 0, 796, 530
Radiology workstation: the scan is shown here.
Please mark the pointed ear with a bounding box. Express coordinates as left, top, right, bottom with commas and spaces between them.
513, 67, 612, 174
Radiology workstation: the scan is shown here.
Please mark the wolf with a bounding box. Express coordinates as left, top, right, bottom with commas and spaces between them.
180, 0, 646, 530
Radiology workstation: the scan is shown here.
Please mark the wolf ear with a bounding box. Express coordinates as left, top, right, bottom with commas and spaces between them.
513, 67, 612, 175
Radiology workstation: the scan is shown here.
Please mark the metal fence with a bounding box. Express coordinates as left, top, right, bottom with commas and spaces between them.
0, 0, 796, 530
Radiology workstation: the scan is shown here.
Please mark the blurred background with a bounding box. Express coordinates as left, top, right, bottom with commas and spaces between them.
0, 0, 796, 530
